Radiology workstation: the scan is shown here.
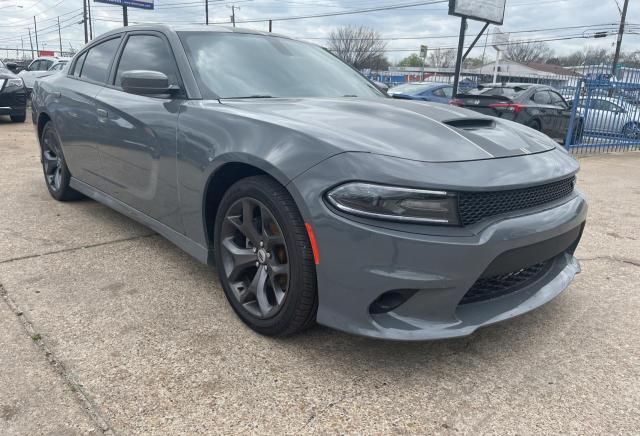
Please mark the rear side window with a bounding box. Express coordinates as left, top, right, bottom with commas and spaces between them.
114, 34, 179, 87
80, 37, 121, 83
72, 52, 88, 76
436, 86, 453, 98
549, 91, 566, 107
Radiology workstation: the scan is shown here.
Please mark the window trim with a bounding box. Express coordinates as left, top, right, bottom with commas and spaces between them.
109, 30, 185, 97
67, 34, 124, 86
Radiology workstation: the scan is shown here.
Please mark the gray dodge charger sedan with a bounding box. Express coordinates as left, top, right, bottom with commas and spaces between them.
31, 25, 587, 340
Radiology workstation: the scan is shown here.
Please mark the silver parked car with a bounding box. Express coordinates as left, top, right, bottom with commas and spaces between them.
31, 25, 587, 340
18, 57, 70, 92
570, 96, 640, 139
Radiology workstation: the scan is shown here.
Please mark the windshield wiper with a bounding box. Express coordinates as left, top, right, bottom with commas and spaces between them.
222, 95, 274, 99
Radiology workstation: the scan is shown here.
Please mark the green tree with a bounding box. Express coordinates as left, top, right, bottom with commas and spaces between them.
397, 53, 424, 67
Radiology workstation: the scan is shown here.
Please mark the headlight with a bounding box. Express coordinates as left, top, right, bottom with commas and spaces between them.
325, 182, 459, 225
4, 78, 24, 90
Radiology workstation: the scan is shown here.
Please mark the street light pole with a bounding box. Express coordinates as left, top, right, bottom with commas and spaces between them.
123, 5, 128, 26
205, 0, 209, 25
58, 16, 63, 55
83, 0, 88, 43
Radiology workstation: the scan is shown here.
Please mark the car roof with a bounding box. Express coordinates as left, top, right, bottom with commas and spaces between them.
97, 23, 286, 40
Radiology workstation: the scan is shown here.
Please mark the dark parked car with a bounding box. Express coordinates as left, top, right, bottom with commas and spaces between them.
388, 82, 454, 104
0, 60, 27, 122
452, 83, 580, 143
31, 26, 587, 340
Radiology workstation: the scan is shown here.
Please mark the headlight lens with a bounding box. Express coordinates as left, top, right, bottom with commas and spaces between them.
326, 182, 459, 225
4, 78, 24, 89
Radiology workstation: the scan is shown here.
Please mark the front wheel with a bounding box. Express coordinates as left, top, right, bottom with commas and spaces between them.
214, 176, 318, 336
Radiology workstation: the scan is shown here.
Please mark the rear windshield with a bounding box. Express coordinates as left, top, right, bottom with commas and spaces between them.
468, 86, 529, 97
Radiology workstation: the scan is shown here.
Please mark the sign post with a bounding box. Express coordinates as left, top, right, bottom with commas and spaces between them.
94, 0, 154, 27
448, 0, 506, 96
420, 45, 428, 81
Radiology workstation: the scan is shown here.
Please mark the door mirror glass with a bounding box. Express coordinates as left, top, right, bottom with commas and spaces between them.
121, 70, 177, 95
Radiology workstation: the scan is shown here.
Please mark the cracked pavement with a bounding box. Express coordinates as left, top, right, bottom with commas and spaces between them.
0, 117, 639, 435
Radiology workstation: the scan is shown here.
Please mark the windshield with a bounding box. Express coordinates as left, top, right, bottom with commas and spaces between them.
178, 32, 382, 99
389, 84, 433, 95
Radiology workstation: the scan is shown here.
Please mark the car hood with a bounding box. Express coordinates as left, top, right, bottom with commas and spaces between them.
0, 67, 18, 79
220, 97, 556, 162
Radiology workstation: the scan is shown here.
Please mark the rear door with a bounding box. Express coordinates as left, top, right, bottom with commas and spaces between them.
54, 37, 122, 189
92, 31, 184, 231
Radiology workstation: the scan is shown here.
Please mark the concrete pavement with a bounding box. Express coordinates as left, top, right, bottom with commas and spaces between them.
0, 116, 638, 435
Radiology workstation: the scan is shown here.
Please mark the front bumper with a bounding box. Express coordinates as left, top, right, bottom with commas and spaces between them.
289, 151, 587, 340
0, 85, 27, 116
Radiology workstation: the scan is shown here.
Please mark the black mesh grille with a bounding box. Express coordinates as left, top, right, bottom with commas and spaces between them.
458, 177, 576, 226
459, 259, 553, 305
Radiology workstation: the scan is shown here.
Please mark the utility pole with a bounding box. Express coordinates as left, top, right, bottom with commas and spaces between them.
230, 5, 238, 27
611, 0, 630, 77
57, 17, 63, 55
28, 28, 34, 59
205, 0, 209, 25
123, 5, 128, 26
83, 0, 88, 43
21, 37, 24, 60
268, 20, 272, 32
87, 0, 93, 39
33, 16, 39, 55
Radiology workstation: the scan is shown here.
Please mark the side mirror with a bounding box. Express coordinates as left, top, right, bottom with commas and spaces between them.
5, 62, 17, 72
121, 70, 179, 96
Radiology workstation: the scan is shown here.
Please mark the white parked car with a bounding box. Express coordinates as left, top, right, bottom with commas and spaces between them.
569, 96, 640, 139
18, 57, 70, 91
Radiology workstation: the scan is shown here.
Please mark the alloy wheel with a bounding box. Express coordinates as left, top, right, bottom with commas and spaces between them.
220, 197, 290, 319
42, 128, 63, 192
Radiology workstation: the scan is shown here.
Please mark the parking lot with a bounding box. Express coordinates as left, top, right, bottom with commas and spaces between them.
0, 116, 638, 435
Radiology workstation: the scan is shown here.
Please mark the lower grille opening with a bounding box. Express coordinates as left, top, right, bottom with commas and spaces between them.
459, 258, 555, 305
370, 289, 417, 314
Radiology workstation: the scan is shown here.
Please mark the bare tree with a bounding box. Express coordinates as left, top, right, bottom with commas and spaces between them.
328, 25, 389, 70
428, 49, 456, 68
504, 40, 553, 64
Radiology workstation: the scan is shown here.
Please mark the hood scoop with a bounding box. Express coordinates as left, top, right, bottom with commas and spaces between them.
443, 118, 496, 130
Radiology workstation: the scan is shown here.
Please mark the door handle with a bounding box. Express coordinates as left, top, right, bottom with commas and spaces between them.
97, 108, 108, 118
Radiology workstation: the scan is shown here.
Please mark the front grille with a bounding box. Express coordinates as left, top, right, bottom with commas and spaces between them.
458, 177, 576, 226
459, 259, 553, 305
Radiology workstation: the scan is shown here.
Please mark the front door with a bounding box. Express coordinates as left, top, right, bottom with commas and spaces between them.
92, 31, 184, 231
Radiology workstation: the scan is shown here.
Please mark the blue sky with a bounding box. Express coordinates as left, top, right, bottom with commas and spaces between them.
1, 0, 639, 62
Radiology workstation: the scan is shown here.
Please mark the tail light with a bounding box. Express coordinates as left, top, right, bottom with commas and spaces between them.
488, 103, 525, 113
449, 99, 464, 107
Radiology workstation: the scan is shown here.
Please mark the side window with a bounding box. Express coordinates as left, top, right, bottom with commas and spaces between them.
29, 60, 42, 71
115, 34, 179, 87
41, 60, 53, 71
549, 91, 566, 107
442, 86, 453, 98
432, 88, 445, 97
532, 91, 551, 105
72, 52, 88, 76
80, 37, 121, 83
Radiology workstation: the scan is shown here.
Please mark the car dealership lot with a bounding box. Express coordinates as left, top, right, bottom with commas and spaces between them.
0, 117, 638, 435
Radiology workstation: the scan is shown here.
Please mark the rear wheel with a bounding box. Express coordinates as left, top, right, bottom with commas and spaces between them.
40, 121, 83, 201
10, 113, 26, 123
214, 176, 317, 336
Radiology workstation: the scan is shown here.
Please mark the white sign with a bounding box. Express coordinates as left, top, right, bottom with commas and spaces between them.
492, 29, 510, 49
448, 0, 506, 25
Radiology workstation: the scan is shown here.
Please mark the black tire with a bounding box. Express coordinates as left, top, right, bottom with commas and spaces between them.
10, 113, 26, 123
622, 122, 640, 139
40, 121, 83, 201
214, 175, 318, 336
